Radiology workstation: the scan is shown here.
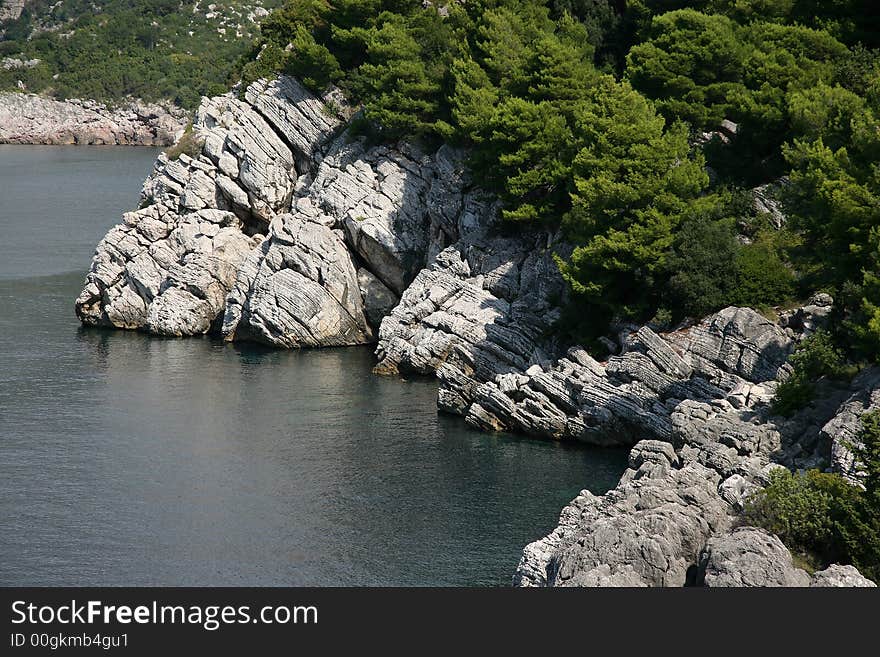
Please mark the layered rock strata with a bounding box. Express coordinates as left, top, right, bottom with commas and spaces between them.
77, 77, 486, 347
75, 77, 877, 587
511, 327, 880, 587
0, 92, 187, 146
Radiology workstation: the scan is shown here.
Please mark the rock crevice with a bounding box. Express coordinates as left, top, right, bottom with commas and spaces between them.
75, 76, 877, 587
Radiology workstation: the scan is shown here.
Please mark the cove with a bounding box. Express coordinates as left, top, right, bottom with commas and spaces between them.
0, 145, 627, 586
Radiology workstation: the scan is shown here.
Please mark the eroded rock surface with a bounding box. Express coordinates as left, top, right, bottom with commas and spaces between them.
698, 527, 811, 587
76, 77, 353, 338
0, 92, 187, 145
73, 76, 877, 587
77, 77, 483, 347
377, 305, 792, 448
820, 367, 880, 482
513, 321, 878, 588
810, 564, 877, 587
221, 213, 372, 348
514, 395, 786, 587
75, 205, 259, 335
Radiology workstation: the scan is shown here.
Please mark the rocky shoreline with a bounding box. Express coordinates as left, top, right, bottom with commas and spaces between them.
74, 75, 877, 587
0, 92, 188, 146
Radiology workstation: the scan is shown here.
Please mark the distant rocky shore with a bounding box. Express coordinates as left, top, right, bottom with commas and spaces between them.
73, 75, 877, 587
0, 92, 188, 146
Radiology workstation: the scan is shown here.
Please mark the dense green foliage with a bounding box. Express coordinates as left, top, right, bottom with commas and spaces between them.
743, 468, 861, 571
744, 411, 880, 579
235, 0, 880, 346
7, 0, 880, 361
0, 1, 283, 108
663, 211, 796, 319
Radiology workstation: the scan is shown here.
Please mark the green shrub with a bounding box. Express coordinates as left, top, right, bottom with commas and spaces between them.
283, 25, 343, 91
773, 330, 848, 415
743, 468, 858, 570
164, 125, 203, 161
743, 411, 880, 581
664, 214, 739, 318
772, 376, 815, 416
729, 241, 795, 308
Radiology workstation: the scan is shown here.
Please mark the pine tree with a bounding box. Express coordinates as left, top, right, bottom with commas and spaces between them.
559, 76, 710, 319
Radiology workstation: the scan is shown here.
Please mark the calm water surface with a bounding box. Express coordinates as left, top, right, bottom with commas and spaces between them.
0, 145, 626, 586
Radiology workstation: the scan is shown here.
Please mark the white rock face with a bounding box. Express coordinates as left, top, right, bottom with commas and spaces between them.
75, 204, 260, 336
377, 302, 795, 448
221, 213, 372, 348
699, 527, 812, 587
514, 397, 781, 587
243, 77, 343, 171
0, 92, 188, 145
76, 77, 348, 336
0, 0, 29, 23
77, 77, 473, 348
810, 564, 876, 587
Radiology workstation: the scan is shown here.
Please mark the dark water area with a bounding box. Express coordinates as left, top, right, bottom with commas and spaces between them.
0, 145, 627, 586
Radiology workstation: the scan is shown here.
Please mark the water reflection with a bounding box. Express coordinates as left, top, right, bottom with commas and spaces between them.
0, 147, 627, 586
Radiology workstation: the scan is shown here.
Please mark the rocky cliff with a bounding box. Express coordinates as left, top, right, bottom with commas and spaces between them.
0, 0, 27, 22
0, 92, 188, 146
75, 76, 877, 587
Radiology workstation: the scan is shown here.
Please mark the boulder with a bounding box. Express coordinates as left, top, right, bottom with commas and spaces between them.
698, 527, 811, 587
810, 564, 876, 587
221, 213, 372, 348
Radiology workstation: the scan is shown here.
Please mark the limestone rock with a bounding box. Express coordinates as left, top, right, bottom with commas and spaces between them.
518, 459, 731, 587
514, 392, 799, 587
75, 205, 259, 335
779, 293, 834, 337
313, 140, 435, 294
77, 77, 352, 339
0, 92, 187, 145
810, 564, 876, 587
0, 0, 28, 22
221, 213, 372, 348
194, 93, 296, 223
671, 307, 794, 384
698, 527, 811, 587
243, 77, 344, 171
820, 367, 880, 482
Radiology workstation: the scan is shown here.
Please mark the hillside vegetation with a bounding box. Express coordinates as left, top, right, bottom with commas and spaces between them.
238, 1, 880, 359
0, 0, 283, 108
